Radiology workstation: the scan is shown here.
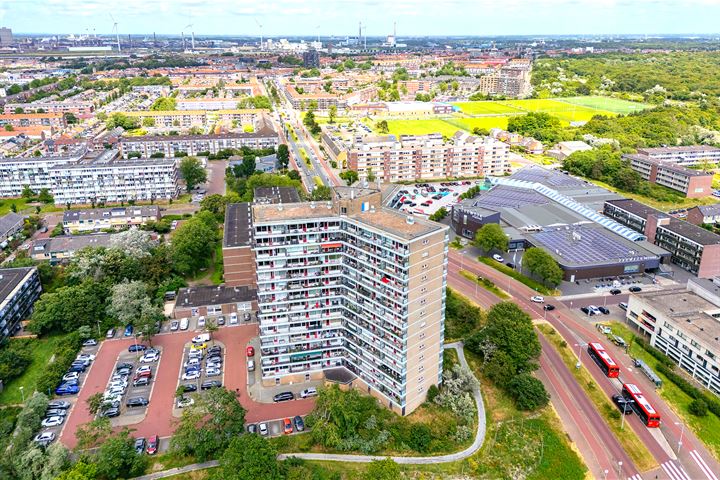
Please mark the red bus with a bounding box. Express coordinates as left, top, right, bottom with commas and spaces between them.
622, 383, 661, 427
587, 342, 620, 378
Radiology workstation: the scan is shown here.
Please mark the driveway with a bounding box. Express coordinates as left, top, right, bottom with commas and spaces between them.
205, 160, 227, 196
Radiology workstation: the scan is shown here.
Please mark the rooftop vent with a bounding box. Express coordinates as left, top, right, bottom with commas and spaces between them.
406, 215, 415, 225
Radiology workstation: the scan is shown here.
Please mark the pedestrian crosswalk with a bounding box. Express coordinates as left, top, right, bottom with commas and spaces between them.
627, 474, 643, 480
661, 460, 691, 480
690, 449, 719, 480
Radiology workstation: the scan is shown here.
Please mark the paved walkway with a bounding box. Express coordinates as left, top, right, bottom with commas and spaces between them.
131, 343, 487, 479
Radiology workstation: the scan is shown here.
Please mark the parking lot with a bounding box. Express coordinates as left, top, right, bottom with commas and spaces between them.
60, 318, 315, 449
388, 180, 487, 216
173, 339, 226, 414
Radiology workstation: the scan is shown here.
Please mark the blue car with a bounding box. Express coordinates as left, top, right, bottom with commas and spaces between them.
128, 344, 146, 353
124, 325, 134, 337
55, 384, 79, 396
68, 364, 86, 373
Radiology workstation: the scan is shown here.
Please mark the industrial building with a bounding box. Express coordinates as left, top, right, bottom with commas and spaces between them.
626, 278, 720, 395
451, 166, 666, 280
604, 199, 720, 279
223, 186, 449, 415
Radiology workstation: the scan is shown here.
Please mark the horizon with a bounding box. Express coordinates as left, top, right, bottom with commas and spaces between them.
4, 0, 720, 38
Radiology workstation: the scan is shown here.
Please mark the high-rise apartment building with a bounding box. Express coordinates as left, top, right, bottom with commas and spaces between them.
0, 28, 12, 47
225, 187, 449, 415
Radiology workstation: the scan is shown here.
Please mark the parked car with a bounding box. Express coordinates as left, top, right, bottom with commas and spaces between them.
619, 302, 628, 311
580, 306, 596, 316
133, 377, 150, 387
205, 367, 222, 377
283, 417, 293, 434
229, 313, 238, 325
146, 435, 159, 455
629, 286, 642, 293
598, 306, 610, 315
106, 328, 116, 339
247, 423, 257, 434
201, 380, 222, 390
177, 396, 195, 408
180, 383, 197, 393
492, 254, 505, 262
100, 407, 120, 418
246, 346, 255, 357
610, 289, 622, 295
134, 437, 146, 454
46, 408, 68, 417
124, 325, 134, 337
128, 344, 147, 353
170, 320, 179, 331
140, 352, 159, 363
299, 387, 317, 398
190, 343, 207, 351
82, 339, 98, 347
217, 316, 226, 326
208, 346, 222, 355
182, 370, 201, 381
126, 397, 149, 408
612, 394, 634, 414
116, 367, 132, 376
33, 431, 56, 447
273, 391, 294, 402
530, 296, 544, 303
116, 362, 133, 371
293, 416, 305, 432
247, 359, 255, 372
55, 384, 79, 396
179, 318, 189, 330
198, 316, 206, 328
192, 333, 210, 344
47, 401, 71, 410
259, 423, 268, 436
62, 372, 79, 382
41, 416, 64, 427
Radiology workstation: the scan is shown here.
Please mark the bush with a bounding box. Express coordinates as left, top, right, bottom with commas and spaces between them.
688, 398, 709, 417
408, 424, 432, 453
426, 384, 440, 403
34, 333, 82, 395
507, 374, 549, 411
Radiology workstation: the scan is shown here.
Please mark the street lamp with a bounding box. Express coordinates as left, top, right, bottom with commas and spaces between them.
574, 342, 587, 369
617, 461, 623, 478
602, 469, 609, 480
675, 421, 685, 453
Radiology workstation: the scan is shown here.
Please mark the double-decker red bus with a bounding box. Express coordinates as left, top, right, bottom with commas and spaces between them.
587, 342, 620, 378
622, 383, 661, 427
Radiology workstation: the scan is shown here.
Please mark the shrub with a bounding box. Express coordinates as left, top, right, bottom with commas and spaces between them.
408, 424, 432, 453
507, 374, 550, 411
35, 333, 82, 395
688, 398, 709, 417
426, 384, 440, 403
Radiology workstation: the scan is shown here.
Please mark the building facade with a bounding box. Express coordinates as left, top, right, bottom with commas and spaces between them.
0, 112, 66, 128
626, 154, 713, 199
225, 187, 449, 415
626, 279, 720, 396
120, 131, 278, 159
0, 267, 41, 340
62, 206, 161, 233
3, 101, 95, 115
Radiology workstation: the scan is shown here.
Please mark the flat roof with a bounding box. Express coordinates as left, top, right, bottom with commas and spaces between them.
253, 186, 301, 205
63, 206, 160, 223
223, 203, 253, 248
605, 198, 663, 219
510, 165, 588, 189
0, 267, 35, 304
32, 234, 114, 253
175, 285, 256, 309
0, 212, 24, 236
637, 146, 720, 155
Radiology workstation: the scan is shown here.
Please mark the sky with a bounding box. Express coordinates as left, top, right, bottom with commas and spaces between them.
3, 0, 720, 37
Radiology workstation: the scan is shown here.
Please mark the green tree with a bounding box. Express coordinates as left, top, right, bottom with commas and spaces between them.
171, 212, 218, 276
37, 188, 53, 204
375, 120, 389, 134
507, 374, 550, 411
277, 144, 290, 170
179, 156, 208, 192
28, 282, 108, 334
86, 392, 104, 415
95, 429, 148, 479
429, 207, 448, 222
473, 223, 508, 253
367, 458, 400, 480
142, 117, 156, 127
339, 169, 359, 186
523, 247, 563, 287
328, 104, 337, 124
106, 112, 139, 130
310, 185, 332, 201
200, 194, 230, 219
238, 156, 256, 178
21, 185, 34, 199
171, 387, 247, 461
366, 168, 376, 183
54, 461, 98, 480
150, 96, 177, 111
214, 435, 282, 480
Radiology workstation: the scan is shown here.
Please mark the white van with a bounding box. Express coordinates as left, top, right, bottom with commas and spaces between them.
179, 318, 189, 331
192, 333, 210, 344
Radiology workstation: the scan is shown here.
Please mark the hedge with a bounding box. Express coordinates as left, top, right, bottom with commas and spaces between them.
34, 332, 83, 396
635, 337, 674, 368
655, 362, 720, 419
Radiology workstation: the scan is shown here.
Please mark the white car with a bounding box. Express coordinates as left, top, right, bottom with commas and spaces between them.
259, 423, 268, 436
188, 350, 204, 360
41, 416, 64, 427
197, 316, 206, 328
530, 296, 545, 303
205, 367, 222, 377
106, 386, 125, 396
108, 380, 128, 389
111, 374, 128, 383
182, 371, 201, 380
177, 397, 195, 408
492, 254, 505, 262
76, 354, 96, 362
103, 392, 122, 403
247, 359, 255, 372
140, 352, 160, 363
192, 333, 210, 344
184, 358, 201, 368
229, 313, 238, 325
33, 431, 56, 446
206, 362, 222, 371
299, 387, 318, 398
136, 366, 152, 375
62, 372, 79, 382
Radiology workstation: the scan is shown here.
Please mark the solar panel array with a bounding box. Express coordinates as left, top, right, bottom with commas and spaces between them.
531, 227, 646, 265
472, 186, 548, 210
510, 166, 586, 188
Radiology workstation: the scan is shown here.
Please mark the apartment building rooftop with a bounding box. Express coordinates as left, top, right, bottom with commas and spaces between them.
175, 284, 256, 309
223, 203, 253, 248
32, 234, 114, 254
253, 186, 301, 205
0, 267, 35, 305
63, 205, 160, 223
637, 146, 720, 155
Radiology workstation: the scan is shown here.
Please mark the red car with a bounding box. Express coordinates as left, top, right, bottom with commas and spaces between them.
283, 417, 293, 434
146, 435, 159, 455
246, 345, 255, 357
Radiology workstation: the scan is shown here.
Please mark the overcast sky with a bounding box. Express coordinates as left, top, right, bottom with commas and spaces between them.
3, 0, 720, 37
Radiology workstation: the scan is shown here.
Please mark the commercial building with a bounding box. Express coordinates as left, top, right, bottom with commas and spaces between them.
0, 267, 42, 340
323, 130, 508, 182
626, 153, 713, 199
625, 279, 720, 395
0, 212, 24, 245
62, 206, 161, 233
224, 186, 449, 415
31, 234, 114, 263
451, 167, 665, 280
120, 129, 278, 159
0, 112, 65, 128
0, 148, 180, 205
604, 199, 720, 278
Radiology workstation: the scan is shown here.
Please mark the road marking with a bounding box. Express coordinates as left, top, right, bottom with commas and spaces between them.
661, 460, 691, 480
628, 474, 643, 480
690, 449, 719, 480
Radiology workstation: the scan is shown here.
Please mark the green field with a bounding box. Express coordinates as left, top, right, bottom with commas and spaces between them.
559, 96, 651, 114
383, 119, 462, 137
452, 101, 524, 115
499, 99, 616, 123
0, 336, 67, 405
445, 116, 509, 132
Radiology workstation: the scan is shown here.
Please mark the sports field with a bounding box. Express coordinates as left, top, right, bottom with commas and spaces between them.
444, 117, 509, 132
499, 99, 616, 122
382, 119, 462, 137
558, 96, 650, 114
451, 101, 524, 115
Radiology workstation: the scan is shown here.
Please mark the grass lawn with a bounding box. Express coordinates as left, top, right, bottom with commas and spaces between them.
444, 116, 510, 132
588, 178, 719, 212
559, 96, 651, 115
604, 321, 720, 460
452, 101, 525, 115
537, 323, 657, 472
0, 198, 31, 216
384, 119, 462, 138
478, 257, 558, 296
499, 99, 616, 123
460, 269, 511, 299
210, 242, 223, 285
0, 335, 68, 405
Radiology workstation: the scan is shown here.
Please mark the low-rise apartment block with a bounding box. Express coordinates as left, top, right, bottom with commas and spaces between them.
626, 279, 720, 395
323, 129, 508, 182
62, 206, 161, 233
3, 101, 95, 115
173, 285, 257, 319
604, 199, 720, 278
687, 204, 720, 226
224, 186, 449, 415
31, 234, 114, 262
626, 153, 713, 198
123, 109, 266, 129
0, 267, 42, 340
120, 130, 278, 159
0, 112, 65, 128
0, 212, 25, 245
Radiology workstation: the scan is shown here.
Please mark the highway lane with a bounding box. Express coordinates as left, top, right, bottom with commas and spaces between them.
449, 249, 720, 480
